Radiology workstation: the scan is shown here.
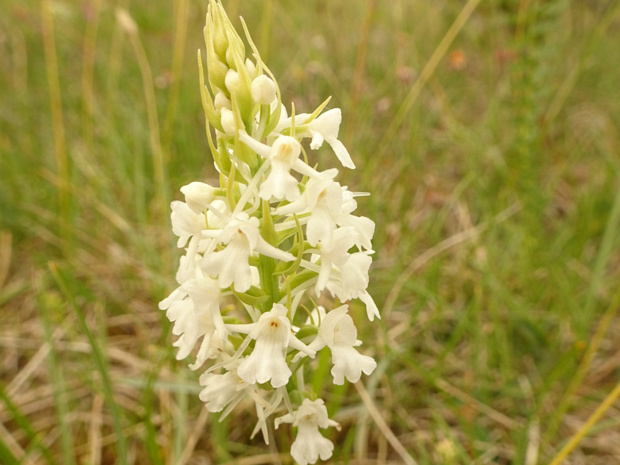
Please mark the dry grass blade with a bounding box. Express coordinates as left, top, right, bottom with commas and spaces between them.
355, 382, 418, 465
220, 453, 289, 465
544, 286, 620, 442
549, 379, 620, 465
0, 231, 11, 287
0, 421, 24, 462
88, 394, 104, 465
176, 406, 209, 465
435, 379, 521, 430
6, 316, 70, 398
383, 202, 521, 317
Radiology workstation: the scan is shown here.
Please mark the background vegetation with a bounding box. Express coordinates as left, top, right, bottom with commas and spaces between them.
1, 0, 620, 463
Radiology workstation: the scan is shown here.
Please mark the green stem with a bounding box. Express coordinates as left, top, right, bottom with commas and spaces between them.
259, 199, 279, 311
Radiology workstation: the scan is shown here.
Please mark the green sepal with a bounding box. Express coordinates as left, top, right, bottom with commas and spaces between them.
260, 199, 278, 246
204, 25, 228, 93
301, 96, 332, 126
224, 332, 246, 352
232, 286, 270, 307
254, 103, 270, 141
230, 51, 254, 129
222, 315, 244, 325
234, 134, 259, 171
278, 96, 333, 137
295, 324, 318, 341
215, 139, 231, 176
225, 161, 237, 210
283, 269, 318, 293
220, 3, 246, 69
209, 1, 229, 61
275, 212, 310, 246
198, 51, 224, 132
276, 228, 299, 245
273, 215, 305, 276
239, 16, 282, 138
263, 87, 282, 137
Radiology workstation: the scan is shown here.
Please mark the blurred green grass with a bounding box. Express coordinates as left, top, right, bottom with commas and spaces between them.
1, 0, 620, 464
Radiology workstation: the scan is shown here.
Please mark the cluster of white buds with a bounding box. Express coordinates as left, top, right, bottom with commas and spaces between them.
159, 2, 379, 463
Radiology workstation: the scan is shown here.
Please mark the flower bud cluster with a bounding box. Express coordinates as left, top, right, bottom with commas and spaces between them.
160, 2, 379, 463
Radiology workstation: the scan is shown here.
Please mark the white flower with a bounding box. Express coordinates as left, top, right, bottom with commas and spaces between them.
312, 227, 357, 294
158, 277, 229, 369
251, 74, 277, 105
174, 245, 202, 284
180, 182, 215, 214
199, 358, 282, 446
306, 305, 376, 385
316, 250, 369, 298
230, 304, 315, 388
325, 282, 380, 321
276, 108, 355, 169
199, 369, 242, 412
306, 109, 355, 169
325, 250, 372, 299
260, 136, 302, 201
275, 169, 340, 248
201, 213, 294, 292
275, 398, 340, 465
199, 358, 247, 413
238, 132, 319, 201
170, 200, 205, 247
337, 213, 375, 251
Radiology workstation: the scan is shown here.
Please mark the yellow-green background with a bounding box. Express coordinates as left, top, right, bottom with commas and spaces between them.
1, 0, 620, 463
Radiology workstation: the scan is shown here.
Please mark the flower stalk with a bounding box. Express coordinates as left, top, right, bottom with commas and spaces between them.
160, 1, 379, 462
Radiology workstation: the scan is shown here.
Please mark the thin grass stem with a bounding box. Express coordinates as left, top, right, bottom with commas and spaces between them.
39, 281, 76, 465
81, 0, 102, 149
543, 286, 620, 443
344, 0, 375, 147
41, 0, 70, 245
162, 0, 189, 152
375, 0, 482, 159
548, 379, 620, 465
49, 262, 129, 465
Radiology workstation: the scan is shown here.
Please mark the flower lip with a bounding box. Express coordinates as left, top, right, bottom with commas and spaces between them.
271, 136, 300, 163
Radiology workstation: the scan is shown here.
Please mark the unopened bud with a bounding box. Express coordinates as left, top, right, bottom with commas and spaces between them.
205, 37, 229, 91
209, 9, 228, 61
225, 69, 240, 94
224, 34, 246, 70
214, 91, 232, 111
251, 75, 277, 105
245, 59, 257, 78
220, 108, 236, 135
181, 182, 215, 214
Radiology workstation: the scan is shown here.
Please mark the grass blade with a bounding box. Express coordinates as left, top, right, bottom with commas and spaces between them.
0, 382, 56, 464
48, 262, 128, 465
39, 286, 77, 465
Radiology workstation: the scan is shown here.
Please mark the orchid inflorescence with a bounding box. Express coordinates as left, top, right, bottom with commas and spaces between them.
159, 2, 379, 463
